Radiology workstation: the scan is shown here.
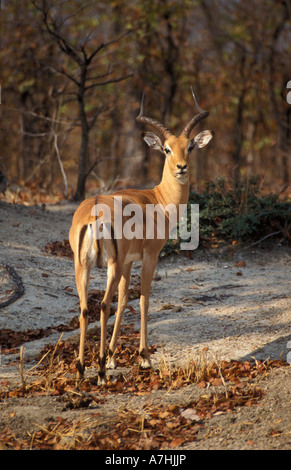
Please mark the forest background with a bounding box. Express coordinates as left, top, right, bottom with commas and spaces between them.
0, 0, 290, 204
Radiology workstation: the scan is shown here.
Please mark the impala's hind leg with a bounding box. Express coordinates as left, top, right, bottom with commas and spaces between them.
75, 259, 92, 380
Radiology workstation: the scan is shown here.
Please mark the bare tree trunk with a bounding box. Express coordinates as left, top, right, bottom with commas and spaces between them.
35, 0, 132, 201
74, 88, 90, 201
268, 2, 290, 185
232, 53, 247, 189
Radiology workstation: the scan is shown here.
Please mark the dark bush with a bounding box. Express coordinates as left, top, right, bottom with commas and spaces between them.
162, 176, 291, 255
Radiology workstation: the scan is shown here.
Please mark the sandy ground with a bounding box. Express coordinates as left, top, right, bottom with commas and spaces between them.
0, 200, 290, 450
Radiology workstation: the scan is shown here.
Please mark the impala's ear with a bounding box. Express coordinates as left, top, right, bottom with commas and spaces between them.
194, 130, 215, 148
143, 132, 163, 152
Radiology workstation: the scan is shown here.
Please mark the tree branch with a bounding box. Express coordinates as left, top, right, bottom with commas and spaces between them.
87, 29, 133, 63
84, 73, 133, 92
33, 0, 84, 67
58, 67, 81, 87
89, 104, 106, 130
54, 132, 68, 199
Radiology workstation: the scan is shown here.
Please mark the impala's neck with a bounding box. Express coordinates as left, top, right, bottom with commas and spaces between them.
154, 158, 190, 208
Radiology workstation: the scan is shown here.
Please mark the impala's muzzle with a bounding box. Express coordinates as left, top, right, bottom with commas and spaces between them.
176, 163, 188, 179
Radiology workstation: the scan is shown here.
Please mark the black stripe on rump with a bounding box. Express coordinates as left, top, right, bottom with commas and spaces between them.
78, 224, 87, 263
96, 237, 102, 268
111, 225, 118, 260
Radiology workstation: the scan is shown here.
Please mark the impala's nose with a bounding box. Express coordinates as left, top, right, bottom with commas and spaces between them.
177, 164, 187, 173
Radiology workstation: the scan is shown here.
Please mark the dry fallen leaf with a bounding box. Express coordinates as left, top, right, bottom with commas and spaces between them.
180, 408, 201, 422
169, 437, 185, 448
235, 260, 246, 268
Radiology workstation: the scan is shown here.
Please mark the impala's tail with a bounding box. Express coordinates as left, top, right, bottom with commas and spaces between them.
70, 221, 117, 268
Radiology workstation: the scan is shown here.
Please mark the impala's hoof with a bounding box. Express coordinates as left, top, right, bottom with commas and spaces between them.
140, 357, 152, 369
97, 373, 107, 386
139, 349, 151, 369
76, 359, 85, 379
106, 356, 117, 370
98, 355, 107, 385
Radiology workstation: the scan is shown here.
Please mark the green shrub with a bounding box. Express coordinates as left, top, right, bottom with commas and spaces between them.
161, 175, 291, 255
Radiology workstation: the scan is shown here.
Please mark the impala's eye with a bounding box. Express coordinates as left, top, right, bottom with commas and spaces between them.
164, 147, 171, 155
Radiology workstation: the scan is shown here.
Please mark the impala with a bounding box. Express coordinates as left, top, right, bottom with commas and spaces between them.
69, 88, 214, 383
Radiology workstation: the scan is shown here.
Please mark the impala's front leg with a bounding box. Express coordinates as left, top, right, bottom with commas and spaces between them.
139, 254, 158, 368
99, 303, 108, 384
107, 262, 132, 370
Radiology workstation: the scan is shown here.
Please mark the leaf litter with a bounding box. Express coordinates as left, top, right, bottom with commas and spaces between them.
1, 238, 290, 449
0, 321, 288, 450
